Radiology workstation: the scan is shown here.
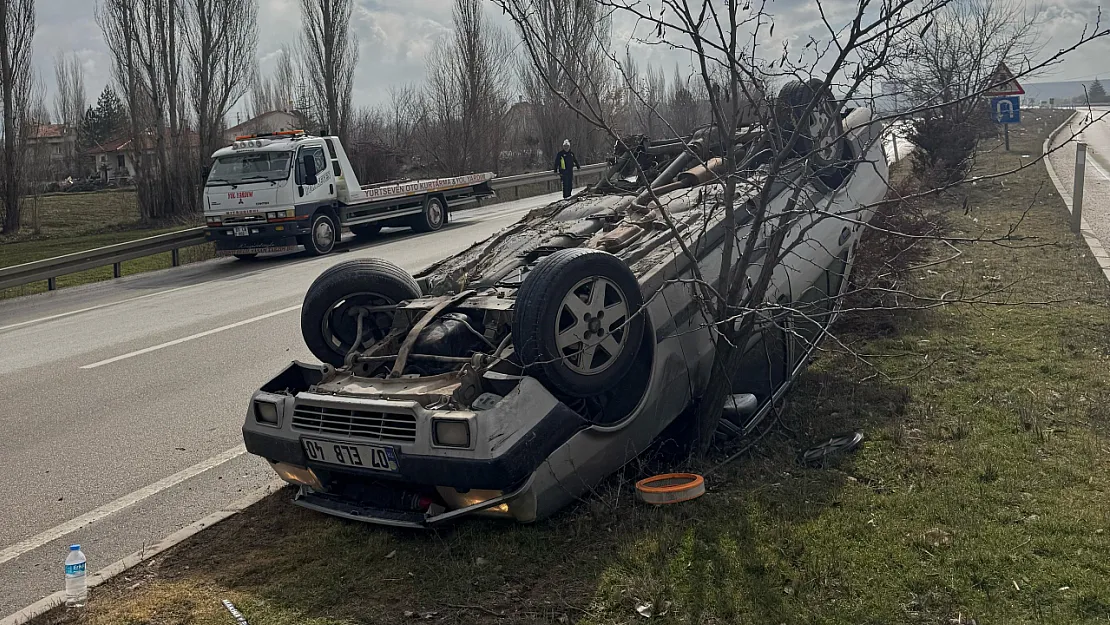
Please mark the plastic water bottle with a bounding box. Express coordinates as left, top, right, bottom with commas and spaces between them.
65, 544, 87, 607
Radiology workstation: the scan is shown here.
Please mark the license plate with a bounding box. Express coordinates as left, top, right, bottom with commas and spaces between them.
301, 438, 399, 472
233, 226, 249, 236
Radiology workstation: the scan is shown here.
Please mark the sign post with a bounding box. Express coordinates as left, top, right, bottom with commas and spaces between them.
984, 62, 1025, 152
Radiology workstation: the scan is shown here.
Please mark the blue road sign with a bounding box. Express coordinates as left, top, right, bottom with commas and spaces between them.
992, 95, 1021, 124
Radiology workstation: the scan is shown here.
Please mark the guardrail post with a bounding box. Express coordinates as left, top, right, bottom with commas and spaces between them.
47, 277, 56, 291
1072, 142, 1087, 234
113, 262, 122, 279
172, 248, 181, 267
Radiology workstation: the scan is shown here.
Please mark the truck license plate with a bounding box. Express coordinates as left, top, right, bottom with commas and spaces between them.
301, 438, 399, 472
233, 226, 249, 236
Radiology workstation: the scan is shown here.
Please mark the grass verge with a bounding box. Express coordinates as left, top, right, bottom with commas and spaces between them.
0, 189, 212, 300
25, 110, 1110, 625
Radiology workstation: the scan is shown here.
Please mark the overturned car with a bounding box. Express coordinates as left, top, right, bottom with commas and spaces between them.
242, 82, 891, 528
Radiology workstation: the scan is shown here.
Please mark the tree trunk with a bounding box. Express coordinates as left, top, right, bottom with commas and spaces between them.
0, 1, 21, 235
693, 330, 745, 456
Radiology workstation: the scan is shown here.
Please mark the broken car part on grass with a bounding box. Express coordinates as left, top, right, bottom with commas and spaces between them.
241, 80, 892, 528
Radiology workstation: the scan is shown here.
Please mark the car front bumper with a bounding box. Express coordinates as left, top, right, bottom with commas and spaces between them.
204, 222, 308, 254
241, 364, 586, 527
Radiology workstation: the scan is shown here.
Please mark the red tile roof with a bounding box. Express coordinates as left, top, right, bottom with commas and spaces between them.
84, 129, 199, 155
29, 124, 67, 139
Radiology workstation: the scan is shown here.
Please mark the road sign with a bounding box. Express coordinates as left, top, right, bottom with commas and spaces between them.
985, 62, 1024, 96
992, 96, 1021, 124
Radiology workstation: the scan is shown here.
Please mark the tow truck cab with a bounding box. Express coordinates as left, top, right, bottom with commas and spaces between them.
202, 130, 496, 258
203, 130, 346, 257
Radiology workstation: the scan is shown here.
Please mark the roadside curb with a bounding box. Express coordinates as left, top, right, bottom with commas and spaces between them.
1042, 109, 1110, 285
0, 479, 288, 625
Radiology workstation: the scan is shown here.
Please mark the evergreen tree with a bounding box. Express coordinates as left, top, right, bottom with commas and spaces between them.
1090, 78, 1107, 103
80, 86, 127, 147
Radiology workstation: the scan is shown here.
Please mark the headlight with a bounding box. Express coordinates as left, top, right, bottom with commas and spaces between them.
206, 217, 222, 225
266, 211, 277, 219
433, 419, 471, 448
254, 399, 279, 425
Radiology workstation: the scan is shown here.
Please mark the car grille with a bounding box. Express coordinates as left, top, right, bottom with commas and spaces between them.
291, 402, 418, 442
222, 214, 267, 224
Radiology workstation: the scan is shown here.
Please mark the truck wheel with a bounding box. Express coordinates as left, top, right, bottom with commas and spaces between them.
350, 223, 382, 240
301, 212, 338, 256
300, 258, 422, 366
512, 248, 646, 398
410, 196, 446, 233
774, 78, 849, 191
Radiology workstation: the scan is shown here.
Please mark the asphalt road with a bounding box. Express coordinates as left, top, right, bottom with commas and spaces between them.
0, 190, 571, 612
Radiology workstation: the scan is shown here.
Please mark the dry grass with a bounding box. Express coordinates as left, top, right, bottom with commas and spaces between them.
27, 110, 1110, 625
0, 190, 210, 299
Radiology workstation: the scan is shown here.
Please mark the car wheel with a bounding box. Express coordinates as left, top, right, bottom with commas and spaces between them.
410, 196, 446, 233
350, 223, 383, 240
512, 248, 646, 398
233, 253, 258, 261
775, 78, 849, 191
300, 258, 422, 366
300, 212, 338, 256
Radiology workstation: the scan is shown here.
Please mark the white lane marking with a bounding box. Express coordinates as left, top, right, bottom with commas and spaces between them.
5, 193, 554, 338
0, 283, 202, 333
0, 445, 246, 566
80, 304, 302, 369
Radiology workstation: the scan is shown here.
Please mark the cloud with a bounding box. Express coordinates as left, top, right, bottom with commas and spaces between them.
30, 0, 1110, 120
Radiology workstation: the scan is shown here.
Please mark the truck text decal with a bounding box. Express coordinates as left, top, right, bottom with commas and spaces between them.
358, 173, 494, 201
228, 191, 254, 200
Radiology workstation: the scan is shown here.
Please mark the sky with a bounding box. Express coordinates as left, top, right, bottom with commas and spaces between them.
29, 0, 1110, 123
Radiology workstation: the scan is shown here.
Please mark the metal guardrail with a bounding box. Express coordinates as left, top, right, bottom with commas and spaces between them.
0, 228, 206, 291
489, 163, 607, 190
0, 164, 610, 293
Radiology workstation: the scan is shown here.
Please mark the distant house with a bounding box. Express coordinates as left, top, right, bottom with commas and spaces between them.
223, 110, 305, 143
26, 124, 79, 180
85, 130, 200, 182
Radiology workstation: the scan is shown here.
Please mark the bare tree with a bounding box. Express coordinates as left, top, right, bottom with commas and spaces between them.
249, 44, 299, 118
300, 0, 359, 141
0, 0, 35, 235
510, 0, 614, 162
494, 0, 1110, 456
53, 52, 86, 131
418, 0, 513, 175
181, 0, 258, 166
52, 52, 86, 176
617, 52, 669, 136
884, 0, 1044, 183
97, 0, 195, 221
665, 65, 704, 136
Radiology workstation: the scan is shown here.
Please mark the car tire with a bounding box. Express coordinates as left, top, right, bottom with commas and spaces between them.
512, 248, 646, 398
775, 78, 849, 192
233, 253, 258, 261
350, 223, 383, 240
300, 258, 422, 366
410, 196, 446, 233
300, 211, 338, 256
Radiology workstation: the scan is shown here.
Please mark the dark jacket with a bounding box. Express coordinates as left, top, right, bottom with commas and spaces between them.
554, 149, 580, 176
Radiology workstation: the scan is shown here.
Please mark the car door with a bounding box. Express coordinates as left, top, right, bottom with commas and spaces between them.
295, 144, 334, 204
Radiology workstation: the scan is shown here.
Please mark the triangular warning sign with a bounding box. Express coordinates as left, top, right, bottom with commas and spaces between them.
984, 62, 1024, 96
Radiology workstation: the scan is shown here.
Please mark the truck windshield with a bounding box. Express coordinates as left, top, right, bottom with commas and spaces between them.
207, 152, 292, 186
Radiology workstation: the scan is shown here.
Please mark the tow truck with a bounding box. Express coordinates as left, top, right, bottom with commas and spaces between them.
202, 130, 496, 259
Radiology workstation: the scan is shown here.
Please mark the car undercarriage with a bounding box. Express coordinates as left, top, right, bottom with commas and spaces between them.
241, 80, 891, 527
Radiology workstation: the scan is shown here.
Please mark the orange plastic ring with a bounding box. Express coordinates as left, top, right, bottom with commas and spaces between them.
634, 473, 706, 505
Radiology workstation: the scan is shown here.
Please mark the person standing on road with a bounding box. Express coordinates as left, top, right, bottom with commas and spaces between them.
554, 139, 580, 199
